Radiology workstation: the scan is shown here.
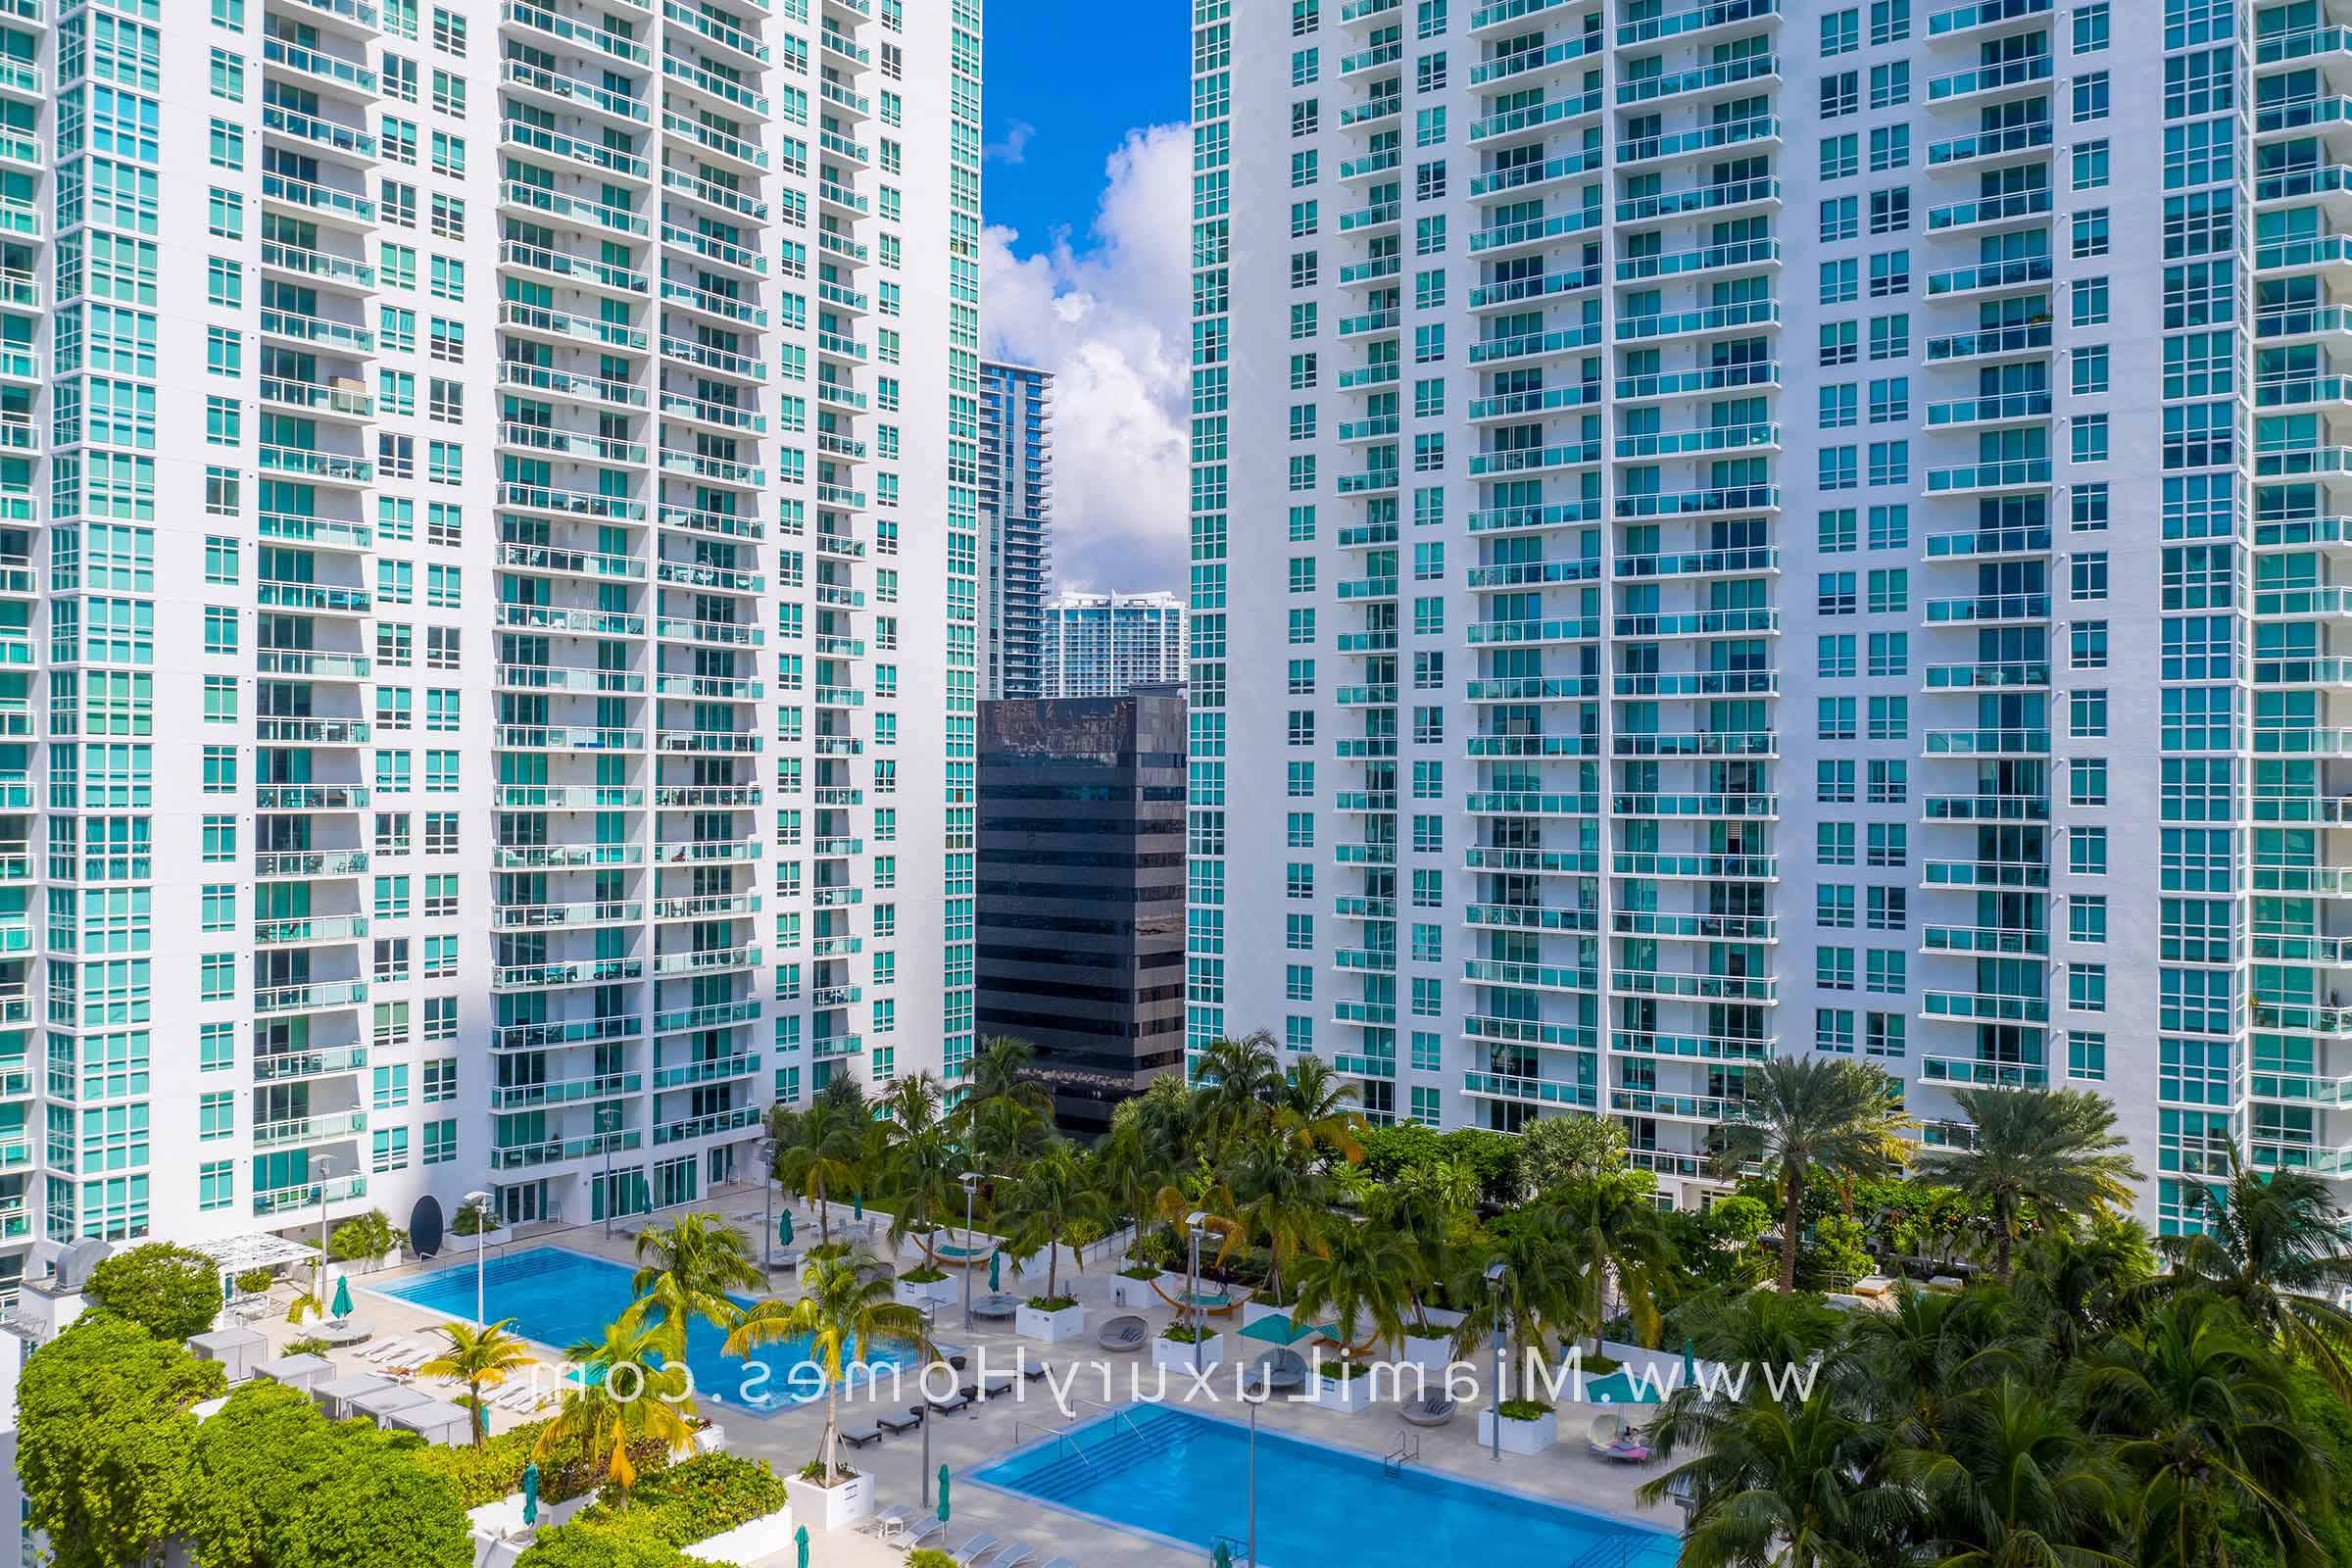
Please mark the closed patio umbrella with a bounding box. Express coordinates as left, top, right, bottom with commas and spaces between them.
936, 1462, 951, 1523
778, 1209, 795, 1249
521, 1461, 540, 1526
330, 1275, 353, 1319
854, 1191, 865, 1221
989, 1250, 1001, 1293
795, 1525, 808, 1568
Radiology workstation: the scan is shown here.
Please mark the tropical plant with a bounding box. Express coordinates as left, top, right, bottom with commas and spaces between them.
1715, 1055, 1915, 1292
1639, 1375, 1914, 1567
1518, 1113, 1632, 1199
1549, 1173, 1675, 1355
1901, 1379, 2130, 1568
418, 1320, 535, 1447
1917, 1087, 2143, 1282
2079, 1297, 2329, 1568
1193, 1030, 1285, 1149
82, 1242, 225, 1344
1272, 1054, 1366, 1164
995, 1140, 1109, 1304
768, 1094, 868, 1245
2151, 1148, 2352, 1396
1448, 1222, 1572, 1403
1289, 1211, 1416, 1361
956, 1036, 1053, 1167
534, 1308, 699, 1495
724, 1250, 927, 1486
1225, 1134, 1331, 1304
15, 1316, 227, 1568
629, 1213, 760, 1354
877, 1069, 957, 1266
327, 1207, 410, 1262
453, 1198, 503, 1237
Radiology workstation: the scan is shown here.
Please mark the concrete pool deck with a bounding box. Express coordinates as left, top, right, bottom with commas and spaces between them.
250, 1183, 1686, 1567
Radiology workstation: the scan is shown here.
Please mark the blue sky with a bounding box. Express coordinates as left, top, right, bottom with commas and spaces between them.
982, 2, 1191, 249
979, 4, 1195, 592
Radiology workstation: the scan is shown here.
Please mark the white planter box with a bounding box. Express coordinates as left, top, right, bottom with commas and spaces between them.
785, 1470, 875, 1533
1311, 1371, 1379, 1413
1397, 1332, 1457, 1377
692, 1423, 726, 1453
1152, 1333, 1223, 1372
1109, 1273, 1159, 1309
1014, 1300, 1086, 1343
1477, 1407, 1558, 1457
894, 1274, 958, 1308
1418, 1305, 1467, 1331
684, 1504, 797, 1564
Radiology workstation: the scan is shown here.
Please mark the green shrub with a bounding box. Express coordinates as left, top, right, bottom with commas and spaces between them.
413, 1421, 673, 1511
234, 1268, 275, 1296
283, 1337, 332, 1358
1495, 1398, 1555, 1421
1159, 1322, 1213, 1344
902, 1264, 948, 1284
328, 1209, 409, 1262
908, 1551, 957, 1568
578, 1452, 785, 1548
1025, 1294, 1077, 1312
514, 1517, 731, 1568
82, 1243, 224, 1344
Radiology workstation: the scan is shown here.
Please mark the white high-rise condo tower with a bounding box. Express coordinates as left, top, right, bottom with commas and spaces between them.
1044, 590, 1187, 698
1191, 0, 2328, 1230
0, 0, 983, 1300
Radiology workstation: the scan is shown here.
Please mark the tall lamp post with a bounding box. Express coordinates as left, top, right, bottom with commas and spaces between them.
1186, 1211, 1213, 1376
914, 1303, 936, 1511
1485, 1260, 1506, 1464
1243, 1366, 1266, 1566
314, 1156, 338, 1316
958, 1173, 983, 1332
602, 1118, 616, 1241
755, 1136, 779, 1273
463, 1190, 494, 1329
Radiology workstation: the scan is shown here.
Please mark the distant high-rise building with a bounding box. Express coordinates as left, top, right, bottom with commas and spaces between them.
982, 362, 1054, 700
1043, 592, 1187, 698
978, 688, 1188, 1132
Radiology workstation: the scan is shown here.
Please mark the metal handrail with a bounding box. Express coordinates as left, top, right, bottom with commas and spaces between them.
1067, 1396, 1152, 1446
1010, 1418, 1100, 1480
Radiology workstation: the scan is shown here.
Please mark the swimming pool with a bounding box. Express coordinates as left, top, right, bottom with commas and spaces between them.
375, 1246, 915, 1414
974, 1403, 1679, 1568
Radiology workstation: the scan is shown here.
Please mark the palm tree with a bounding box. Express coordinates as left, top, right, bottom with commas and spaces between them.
2078, 1297, 2328, 1568
726, 1251, 928, 1487
1840, 1286, 2027, 1448
1289, 1211, 1416, 1363
1637, 1378, 1914, 1568
1120, 1070, 1199, 1171
2013, 1216, 2155, 1363
1549, 1176, 1675, 1356
536, 1307, 699, 1494
1194, 1030, 1284, 1147
956, 1036, 1052, 1167
1091, 1119, 1165, 1242
877, 1070, 956, 1267
1715, 1055, 1914, 1293
1918, 1087, 2143, 1282
629, 1213, 761, 1355
418, 1319, 533, 1447
1899, 1380, 2129, 1568
771, 1094, 867, 1246
1226, 1136, 1331, 1305
996, 1143, 1109, 1303
2152, 1148, 2352, 1396
1375, 1158, 1476, 1330
1273, 1055, 1366, 1165
1448, 1223, 1572, 1405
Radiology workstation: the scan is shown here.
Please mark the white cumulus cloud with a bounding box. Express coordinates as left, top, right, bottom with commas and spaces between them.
983, 122, 1191, 596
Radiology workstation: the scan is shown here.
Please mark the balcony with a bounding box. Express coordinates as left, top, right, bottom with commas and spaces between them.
255, 1047, 369, 1083
1925, 592, 2049, 624
652, 1053, 763, 1090
1924, 727, 2051, 757
1925, 459, 2053, 495
1926, 53, 2051, 106
1615, 53, 1779, 108
491, 1071, 645, 1110
255, 979, 370, 1015
255, 1175, 368, 1216
254, 1109, 368, 1150
492, 1129, 644, 1170
1921, 1055, 2050, 1089
1924, 188, 2053, 234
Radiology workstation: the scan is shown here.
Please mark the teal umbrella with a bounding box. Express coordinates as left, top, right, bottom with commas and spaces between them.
854, 1191, 865, 1221
1213, 1544, 1233, 1568
330, 1274, 353, 1319
222, 1274, 235, 1304
989, 1250, 1001, 1293
1683, 1338, 1698, 1390
778, 1209, 795, 1249
794, 1525, 809, 1568
936, 1463, 951, 1524
520, 1461, 540, 1526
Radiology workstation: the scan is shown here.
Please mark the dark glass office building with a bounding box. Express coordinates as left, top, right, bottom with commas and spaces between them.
977, 687, 1187, 1132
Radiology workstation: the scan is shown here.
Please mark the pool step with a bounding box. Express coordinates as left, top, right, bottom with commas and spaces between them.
1017, 1415, 1193, 1502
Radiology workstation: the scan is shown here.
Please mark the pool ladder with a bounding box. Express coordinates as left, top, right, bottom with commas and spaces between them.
1383, 1425, 1420, 1477
1011, 1418, 1101, 1481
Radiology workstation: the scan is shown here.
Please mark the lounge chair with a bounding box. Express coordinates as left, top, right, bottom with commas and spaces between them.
877, 1409, 924, 1435
1036, 1559, 1074, 1568
900, 1522, 948, 1552
1586, 1411, 1652, 1464
980, 1374, 1015, 1400
991, 1547, 1037, 1568
926, 1390, 972, 1416
948, 1534, 999, 1566
1257, 1348, 1308, 1393
839, 1423, 883, 1448
1096, 1314, 1148, 1351
1401, 1393, 1456, 1428
1019, 1361, 1051, 1383
359, 1338, 415, 1363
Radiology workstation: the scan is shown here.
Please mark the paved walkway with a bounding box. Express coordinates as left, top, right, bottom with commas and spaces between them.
250, 1186, 1684, 1567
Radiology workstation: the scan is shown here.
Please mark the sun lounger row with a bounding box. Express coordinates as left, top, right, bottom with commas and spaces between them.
863, 1514, 1068, 1568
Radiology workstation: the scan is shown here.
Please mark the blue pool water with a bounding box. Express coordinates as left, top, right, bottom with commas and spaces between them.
974, 1403, 1680, 1568
375, 1246, 914, 1414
